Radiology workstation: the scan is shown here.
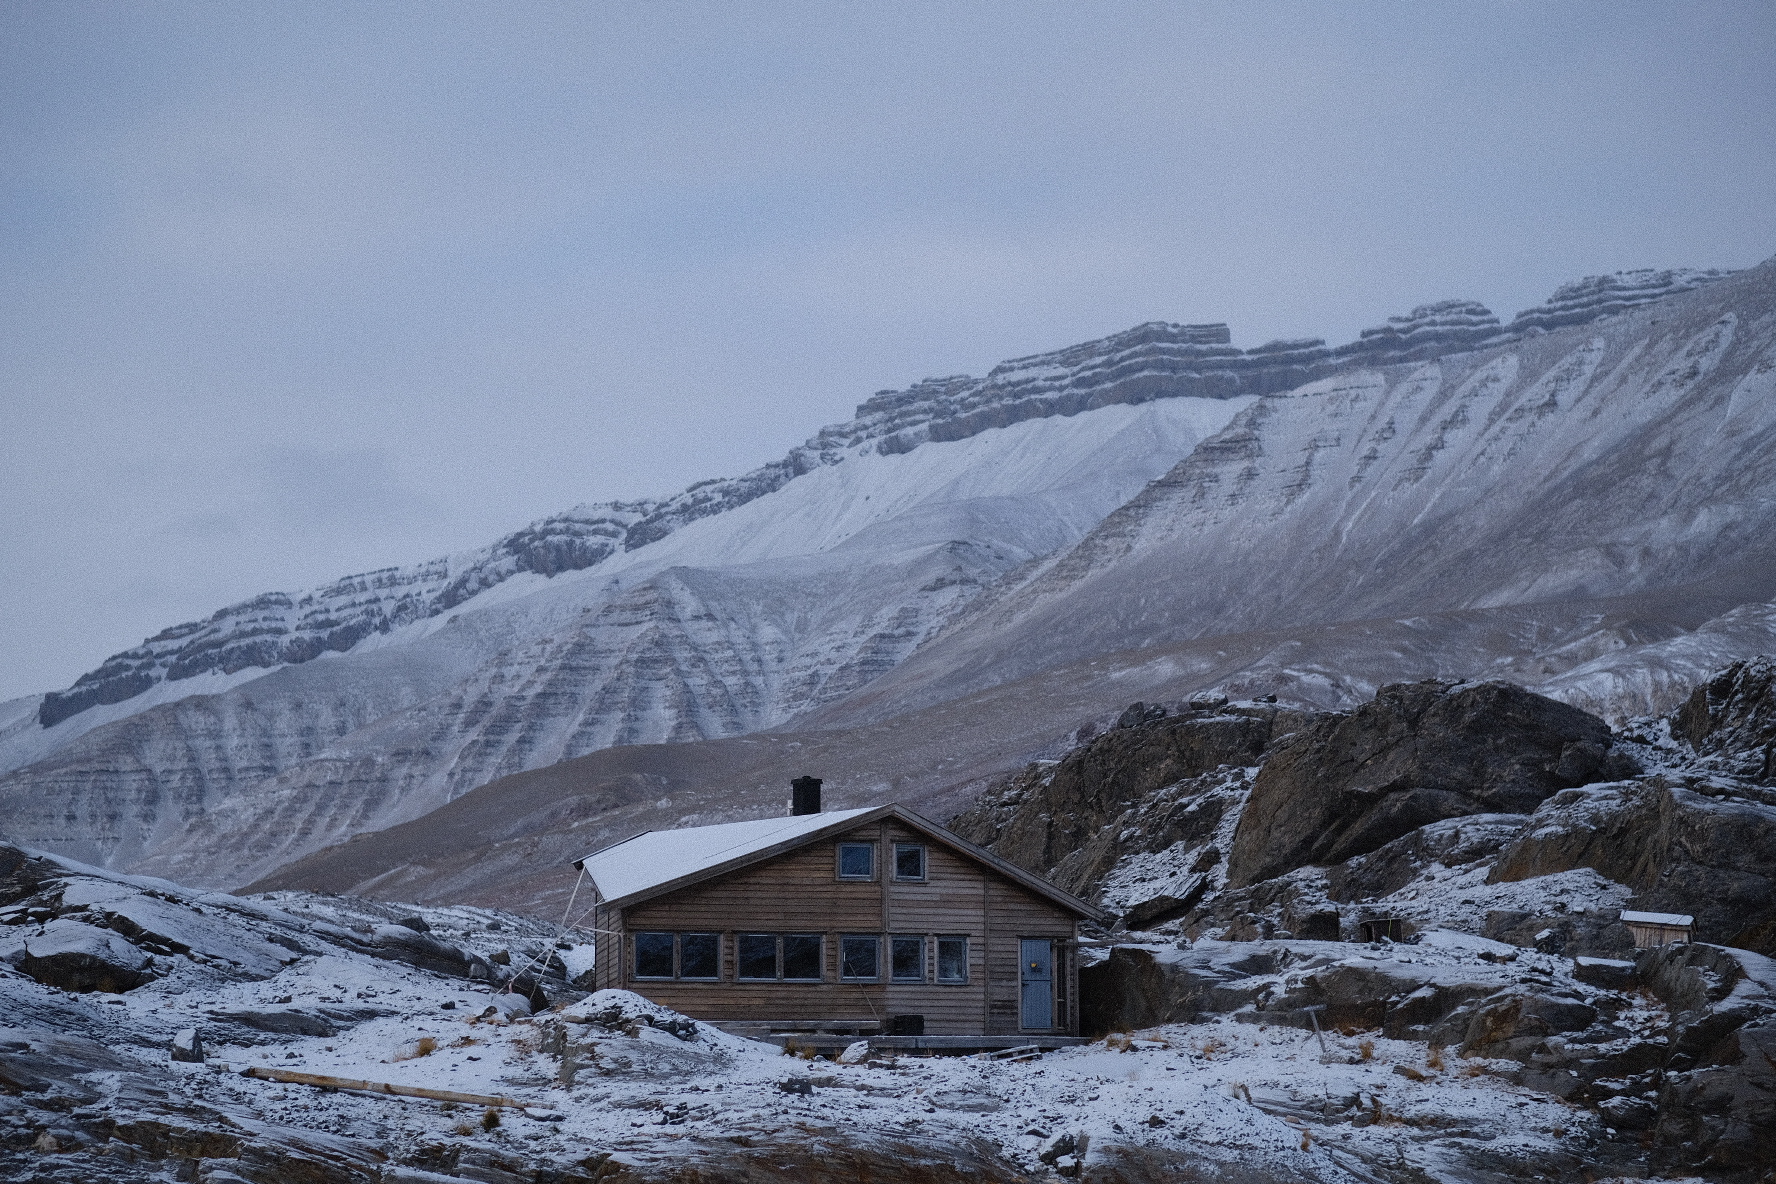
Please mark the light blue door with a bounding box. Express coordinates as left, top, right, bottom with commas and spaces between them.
1020, 939, 1054, 1029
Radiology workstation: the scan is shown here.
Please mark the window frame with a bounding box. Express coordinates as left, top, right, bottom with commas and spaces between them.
889, 934, 926, 983
935, 935, 969, 984
633, 931, 677, 980
839, 933, 881, 982
892, 842, 927, 881
837, 842, 876, 881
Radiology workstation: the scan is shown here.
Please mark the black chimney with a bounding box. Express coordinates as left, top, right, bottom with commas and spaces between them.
790, 776, 823, 816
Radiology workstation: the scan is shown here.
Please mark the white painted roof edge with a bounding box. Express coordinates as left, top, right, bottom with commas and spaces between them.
1620, 910, 1694, 926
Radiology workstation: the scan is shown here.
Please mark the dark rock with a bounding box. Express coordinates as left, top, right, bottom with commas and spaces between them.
1443, 989, 1598, 1061
1598, 1095, 1656, 1130
1119, 883, 1207, 931
1674, 656, 1776, 783
1573, 957, 1638, 990
951, 708, 1301, 897
777, 1078, 813, 1095
1488, 779, 1776, 954
1636, 942, 1776, 1173
1227, 681, 1615, 887
170, 1028, 203, 1063
1265, 956, 1512, 1040
1079, 944, 1277, 1035
1326, 813, 1530, 903
207, 1009, 338, 1037
8, 919, 155, 994
395, 916, 431, 933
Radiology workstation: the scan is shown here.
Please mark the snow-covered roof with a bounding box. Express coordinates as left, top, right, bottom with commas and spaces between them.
1620, 910, 1693, 927
578, 808, 879, 905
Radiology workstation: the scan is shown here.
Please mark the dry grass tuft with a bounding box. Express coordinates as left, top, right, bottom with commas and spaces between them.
1357, 1039, 1375, 1062
1196, 1037, 1227, 1060
391, 1036, 438, 1062
481, 1108, 501, 1131
1426, 1044, 1446, 1072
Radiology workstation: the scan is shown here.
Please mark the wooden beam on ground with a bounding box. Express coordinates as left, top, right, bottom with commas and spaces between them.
240, 1066, 517, 1107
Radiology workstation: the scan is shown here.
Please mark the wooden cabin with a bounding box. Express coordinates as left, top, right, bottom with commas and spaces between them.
577, 797, 1108, 1038
1620, 909, 1693, 949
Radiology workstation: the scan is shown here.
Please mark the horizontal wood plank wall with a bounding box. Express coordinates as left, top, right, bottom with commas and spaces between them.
881, 821, 986, 1033
984, 877, 1077, 1036
599, 819, 1081, 1035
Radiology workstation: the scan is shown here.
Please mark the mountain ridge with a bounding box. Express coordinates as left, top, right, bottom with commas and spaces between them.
32, 265, 1735, 733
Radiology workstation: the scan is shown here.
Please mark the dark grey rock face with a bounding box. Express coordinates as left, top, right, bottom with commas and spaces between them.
1226, 680, 1619, 888
1636, 942, 1776, 1174
948, 706, 1299, 896
1673, 655, 1776, 783
1487, 778, 1776, 954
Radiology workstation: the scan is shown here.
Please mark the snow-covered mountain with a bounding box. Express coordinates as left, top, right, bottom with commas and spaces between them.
1, 261, 1767, 891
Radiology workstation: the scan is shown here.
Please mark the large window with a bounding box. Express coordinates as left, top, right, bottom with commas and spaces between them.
840, 934, 880, 980
782, 934, 822, 981
890, 935, 925, 982
893, 843, 926, 881
738, 933, 824, 981
838, 842, 875, 880
679, 933, 720, 980
936, 935, 968, 983
635, 932, 721, 980
738, 933, 778, 980
635, 932, 675, 979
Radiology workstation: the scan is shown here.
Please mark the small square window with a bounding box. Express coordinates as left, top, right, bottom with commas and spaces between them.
679, 933, 720, 979
890, 935, 924, 982
782, 934, 822, 980
936, 936, 967, 983
840, 934, 880, 980
838, 843, 875, 879
893, 844, 926, 881
635, 932, 674, 979
738, 933, 778, 980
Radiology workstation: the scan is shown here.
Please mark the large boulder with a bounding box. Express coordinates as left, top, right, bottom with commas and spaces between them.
1488, 779, 1776, 953
1227, 680, 1631, 887
1673, 656, 1776, 783
1638, 943, 1776, 1174
3, 918, 155, 993
951, 706, 1302, 894
1079, 943, 1279, 1034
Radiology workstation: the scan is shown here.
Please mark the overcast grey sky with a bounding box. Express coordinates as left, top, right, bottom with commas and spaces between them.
2, 2, 1773, 702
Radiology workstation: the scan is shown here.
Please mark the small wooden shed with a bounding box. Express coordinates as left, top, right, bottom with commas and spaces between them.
1620, 910, 1693, 949
576, 803, 1109, 1038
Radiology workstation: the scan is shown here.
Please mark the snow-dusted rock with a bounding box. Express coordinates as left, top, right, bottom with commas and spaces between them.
4, 918, 154, 993
1227, 680, 1625, 888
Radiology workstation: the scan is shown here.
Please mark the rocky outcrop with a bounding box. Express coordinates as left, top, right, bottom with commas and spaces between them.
1331, 299, 1503, 365
1637, 942, 1776, 1174
1487, 777, 1776, 953
1226, 681, 1629, 888
1673, 655, 1776, 782
949, 704, 1306, 897
1507, 267, 1737, 335
33, 266, 1741, 733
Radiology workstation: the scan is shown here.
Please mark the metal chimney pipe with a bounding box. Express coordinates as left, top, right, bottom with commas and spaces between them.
790, 776, 823, 816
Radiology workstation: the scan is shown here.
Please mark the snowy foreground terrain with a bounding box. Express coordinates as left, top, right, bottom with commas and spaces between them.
0, 841, 1733, 1184
7, 660, 1776, 1182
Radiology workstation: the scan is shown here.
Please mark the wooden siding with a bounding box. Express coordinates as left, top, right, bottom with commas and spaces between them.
598, 819, 1080, 1035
